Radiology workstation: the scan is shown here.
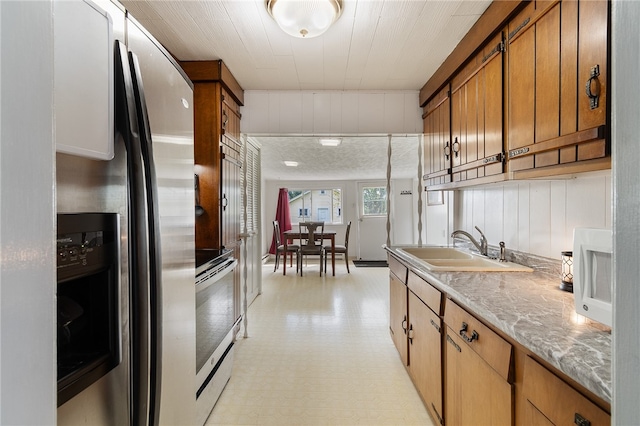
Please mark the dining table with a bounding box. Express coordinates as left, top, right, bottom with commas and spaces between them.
283, 229, 336, 276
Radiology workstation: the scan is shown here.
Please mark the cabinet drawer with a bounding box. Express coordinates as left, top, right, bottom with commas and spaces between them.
388, 255, 408, 284
407, 271, 442, 315
523, 356, 610, 425
443, 298, 512, 381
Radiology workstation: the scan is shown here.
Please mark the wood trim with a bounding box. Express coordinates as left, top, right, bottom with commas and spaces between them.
451, 153, 503, 174
423, 168, 451, 180
181, 60, 244, 105
508, 156, 611, 180
419, 0, 525, 106
426, 173, 509, 191
507, 126, 604, 159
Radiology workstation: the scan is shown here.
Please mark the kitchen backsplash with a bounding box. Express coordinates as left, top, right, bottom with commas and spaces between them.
454, 171, 612, 260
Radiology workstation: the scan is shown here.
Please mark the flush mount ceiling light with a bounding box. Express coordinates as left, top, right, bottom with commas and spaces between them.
267, 0, 343, 39
284, 160, 299, 167
319, 138, 341, 147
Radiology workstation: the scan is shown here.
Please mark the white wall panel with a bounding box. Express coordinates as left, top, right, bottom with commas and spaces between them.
384, 92, 405, 134
301, 92, 314, 133
454, 172, 611, 259
503, 184, 519, 249
330, 92, 343, 134
529, 182, 551, 256
341, 92, 359, 133
242, 90, 422, 135
517, 183, 531, 253
278, 92, 302, 133
313, 92, 331, 133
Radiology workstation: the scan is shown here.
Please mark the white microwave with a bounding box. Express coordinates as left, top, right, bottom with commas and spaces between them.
573, 228, 613, 327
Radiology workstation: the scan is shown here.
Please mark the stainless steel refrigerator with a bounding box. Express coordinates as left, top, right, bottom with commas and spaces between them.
55, 1, 196, 424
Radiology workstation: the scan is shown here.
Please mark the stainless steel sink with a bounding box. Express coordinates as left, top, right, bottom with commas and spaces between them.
398, 247, 533, 272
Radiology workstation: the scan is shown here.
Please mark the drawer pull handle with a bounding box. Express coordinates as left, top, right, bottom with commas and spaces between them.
444, 141, 451, 160
574, 413, 591, 426
430, 319, 441, 333
452, 137, 460, 158
459, 322, 479, 343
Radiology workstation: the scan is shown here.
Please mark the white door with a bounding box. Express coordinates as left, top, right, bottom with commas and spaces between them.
356, 181, 388, 261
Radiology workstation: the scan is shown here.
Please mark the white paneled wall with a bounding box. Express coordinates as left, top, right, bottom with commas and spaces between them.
242, 90, 422, 135
454, 172, 612, 259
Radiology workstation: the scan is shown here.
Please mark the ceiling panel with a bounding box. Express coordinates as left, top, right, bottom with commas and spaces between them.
121, 0, 490, 180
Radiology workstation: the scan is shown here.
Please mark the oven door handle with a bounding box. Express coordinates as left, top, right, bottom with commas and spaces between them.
195, 259, 238, 293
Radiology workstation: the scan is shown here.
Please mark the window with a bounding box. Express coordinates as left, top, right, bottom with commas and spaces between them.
362, 186, 387, 216
288, 188, 343, 224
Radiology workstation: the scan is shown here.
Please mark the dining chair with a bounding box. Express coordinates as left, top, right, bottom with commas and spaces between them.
298, 221, 324, 276
324, 221, 351, 274
273, 220, 299, 274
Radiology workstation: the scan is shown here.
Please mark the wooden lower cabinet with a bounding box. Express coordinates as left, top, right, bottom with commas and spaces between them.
389, 271, 408, 366
523, 356, 610, 425
443, 300, 514, 426
408, 290, 443, 424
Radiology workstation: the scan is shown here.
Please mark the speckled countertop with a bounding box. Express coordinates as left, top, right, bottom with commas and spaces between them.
385, 245, 612, 405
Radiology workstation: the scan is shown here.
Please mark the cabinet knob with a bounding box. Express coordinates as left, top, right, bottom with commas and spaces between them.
585, 65, 601, 110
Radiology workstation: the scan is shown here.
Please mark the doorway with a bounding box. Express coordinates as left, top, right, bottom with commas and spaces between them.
356, 181, 388, 261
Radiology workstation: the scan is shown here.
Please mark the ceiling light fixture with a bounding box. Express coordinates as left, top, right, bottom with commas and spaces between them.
319, 138, 341, 147
284, 161, 299, 167
267, 0, 343, 39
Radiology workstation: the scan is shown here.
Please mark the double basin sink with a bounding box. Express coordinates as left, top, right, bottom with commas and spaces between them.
398, 247, 533, 272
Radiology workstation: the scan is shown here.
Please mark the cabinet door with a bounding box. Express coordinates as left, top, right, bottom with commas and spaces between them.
389, 273, 408, 365
507, 0, 609, 173
444, 328, 513, 425
423, 86, 451, 188
408, 291, 443, 425
220, 144, 241, 250
523, 356, 610, 425
450, 32, 504, 183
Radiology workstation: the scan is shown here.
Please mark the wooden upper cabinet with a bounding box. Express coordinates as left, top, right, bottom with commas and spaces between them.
422, 86, 451, 188
506, 0, 609, 173
450, 31, 505, 183
181, 60, 244, 249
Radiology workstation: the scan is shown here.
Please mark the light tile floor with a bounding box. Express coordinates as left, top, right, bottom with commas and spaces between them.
205, 262, 434, 426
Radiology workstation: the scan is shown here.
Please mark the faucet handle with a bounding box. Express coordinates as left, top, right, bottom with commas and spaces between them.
474, 226, 488, 255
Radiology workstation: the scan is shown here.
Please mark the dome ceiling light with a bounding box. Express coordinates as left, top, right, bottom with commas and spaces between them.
267, 0, 343, 39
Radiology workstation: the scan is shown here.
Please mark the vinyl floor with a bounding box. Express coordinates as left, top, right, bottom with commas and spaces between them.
205, 261, 434, 426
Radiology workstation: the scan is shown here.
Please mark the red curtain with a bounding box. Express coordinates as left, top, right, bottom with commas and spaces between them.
269, 188, 292, 254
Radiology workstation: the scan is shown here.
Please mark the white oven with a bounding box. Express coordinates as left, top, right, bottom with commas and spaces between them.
195, 250, 239, 425
573, 228, 613, 327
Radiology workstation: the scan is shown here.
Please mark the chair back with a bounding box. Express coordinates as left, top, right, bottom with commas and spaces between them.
344, 221, 352, 248
299, 221, 324, 248
273, 220, 282, 246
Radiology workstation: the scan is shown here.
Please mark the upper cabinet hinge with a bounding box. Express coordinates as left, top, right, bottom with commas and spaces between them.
482, 41, 505, 63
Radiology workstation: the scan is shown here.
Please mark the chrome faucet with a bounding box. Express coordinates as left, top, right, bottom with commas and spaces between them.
451, 226, 488, 256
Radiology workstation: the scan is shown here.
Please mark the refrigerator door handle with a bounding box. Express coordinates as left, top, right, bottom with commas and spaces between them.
129, 50, 163, 426
114, 40, 153, 426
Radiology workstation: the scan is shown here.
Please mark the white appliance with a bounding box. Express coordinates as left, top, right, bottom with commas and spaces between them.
55, 0, 196, 424
573, 228, 613, 327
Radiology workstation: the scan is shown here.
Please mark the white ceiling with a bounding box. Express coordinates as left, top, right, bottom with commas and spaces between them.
121, 0, 491, 180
